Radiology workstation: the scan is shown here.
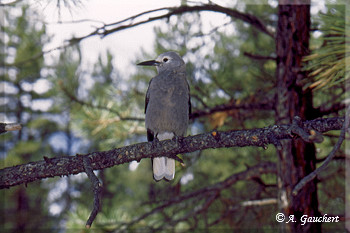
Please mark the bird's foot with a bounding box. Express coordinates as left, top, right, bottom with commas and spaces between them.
172, 135, 185, 148
151, 137, 160, 150
170, 136, 185, 165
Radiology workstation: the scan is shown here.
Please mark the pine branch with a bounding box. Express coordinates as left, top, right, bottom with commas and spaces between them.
0, 116, 344, 189
190, 100, 274, 119
60, 84, 144, 122
0, 122, 22, 134
243, 52, 276, 60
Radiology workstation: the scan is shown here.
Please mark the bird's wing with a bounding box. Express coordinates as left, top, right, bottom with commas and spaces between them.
145, 71, 173, 114
187, 80, 192, 116
145, 78, 155, 142
147, 129, 154, 142
145, 78, 153, 114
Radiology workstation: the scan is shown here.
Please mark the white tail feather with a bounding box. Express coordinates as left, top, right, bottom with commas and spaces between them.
153, 132, 175, 181
153, 157, 166, 181
164, 158, 175, 180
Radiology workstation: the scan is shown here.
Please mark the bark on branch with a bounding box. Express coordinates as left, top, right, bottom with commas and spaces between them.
82, 156, 102, 228
0, 116, 345, 189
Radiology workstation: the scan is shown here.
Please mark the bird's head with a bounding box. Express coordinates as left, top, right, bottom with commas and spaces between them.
137, 51, 185, 73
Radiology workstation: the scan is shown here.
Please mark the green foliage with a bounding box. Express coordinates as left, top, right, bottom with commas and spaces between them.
1, 2, 346, 232
1, 4, 66, 232
303, 5, 349, 90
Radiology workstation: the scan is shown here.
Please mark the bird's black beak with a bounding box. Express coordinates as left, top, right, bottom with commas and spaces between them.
137, 60, 160, 66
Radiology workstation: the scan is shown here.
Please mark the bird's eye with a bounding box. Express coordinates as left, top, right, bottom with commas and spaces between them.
163, 58, 169, 62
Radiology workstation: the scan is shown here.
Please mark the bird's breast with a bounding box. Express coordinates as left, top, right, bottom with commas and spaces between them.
145, 76, 189, 135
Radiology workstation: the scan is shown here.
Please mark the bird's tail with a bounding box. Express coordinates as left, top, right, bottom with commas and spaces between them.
153, 132, 175, 181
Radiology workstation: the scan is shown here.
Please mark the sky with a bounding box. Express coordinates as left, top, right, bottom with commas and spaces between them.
30, 0, 231, 78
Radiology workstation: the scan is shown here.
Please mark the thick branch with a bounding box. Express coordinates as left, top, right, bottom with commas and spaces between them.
0, 116, 344, 189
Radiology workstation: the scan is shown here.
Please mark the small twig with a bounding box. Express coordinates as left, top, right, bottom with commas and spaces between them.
189, 99, 274, 119
193, 21, 232, 38
82, 156, 102, 228
209, 198, 277, 227
0, 123, 22, 134
60, 83, 144, 122
292, 105, 350, 196
240, 198, 277, 207
290, 116, 323, 143
49, 18, 106, 26
0, 0, 21, 6
243, 52, 276, 60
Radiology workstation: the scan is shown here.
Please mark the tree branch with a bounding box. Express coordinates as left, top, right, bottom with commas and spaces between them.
315, 102, 346, 117
71, 3, 274, 42
240, 198, 277, 207
0, 116, 344, 189
0, 122, 22, 134
0, 0, 22, 6
208, 197, 277, 227
190, 100, 274, 119
60, 83, 144, 122
292, 106, 350, 195
243, 52, 276, 60
82, 156, 102, 228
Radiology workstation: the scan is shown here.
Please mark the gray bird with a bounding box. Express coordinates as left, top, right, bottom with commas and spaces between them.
137, 51, 191, 181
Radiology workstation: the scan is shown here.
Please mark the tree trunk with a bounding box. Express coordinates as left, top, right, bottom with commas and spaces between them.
275, 2, 321, 233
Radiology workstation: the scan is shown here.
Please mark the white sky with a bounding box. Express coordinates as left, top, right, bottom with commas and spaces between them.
30, 0, 231, 78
